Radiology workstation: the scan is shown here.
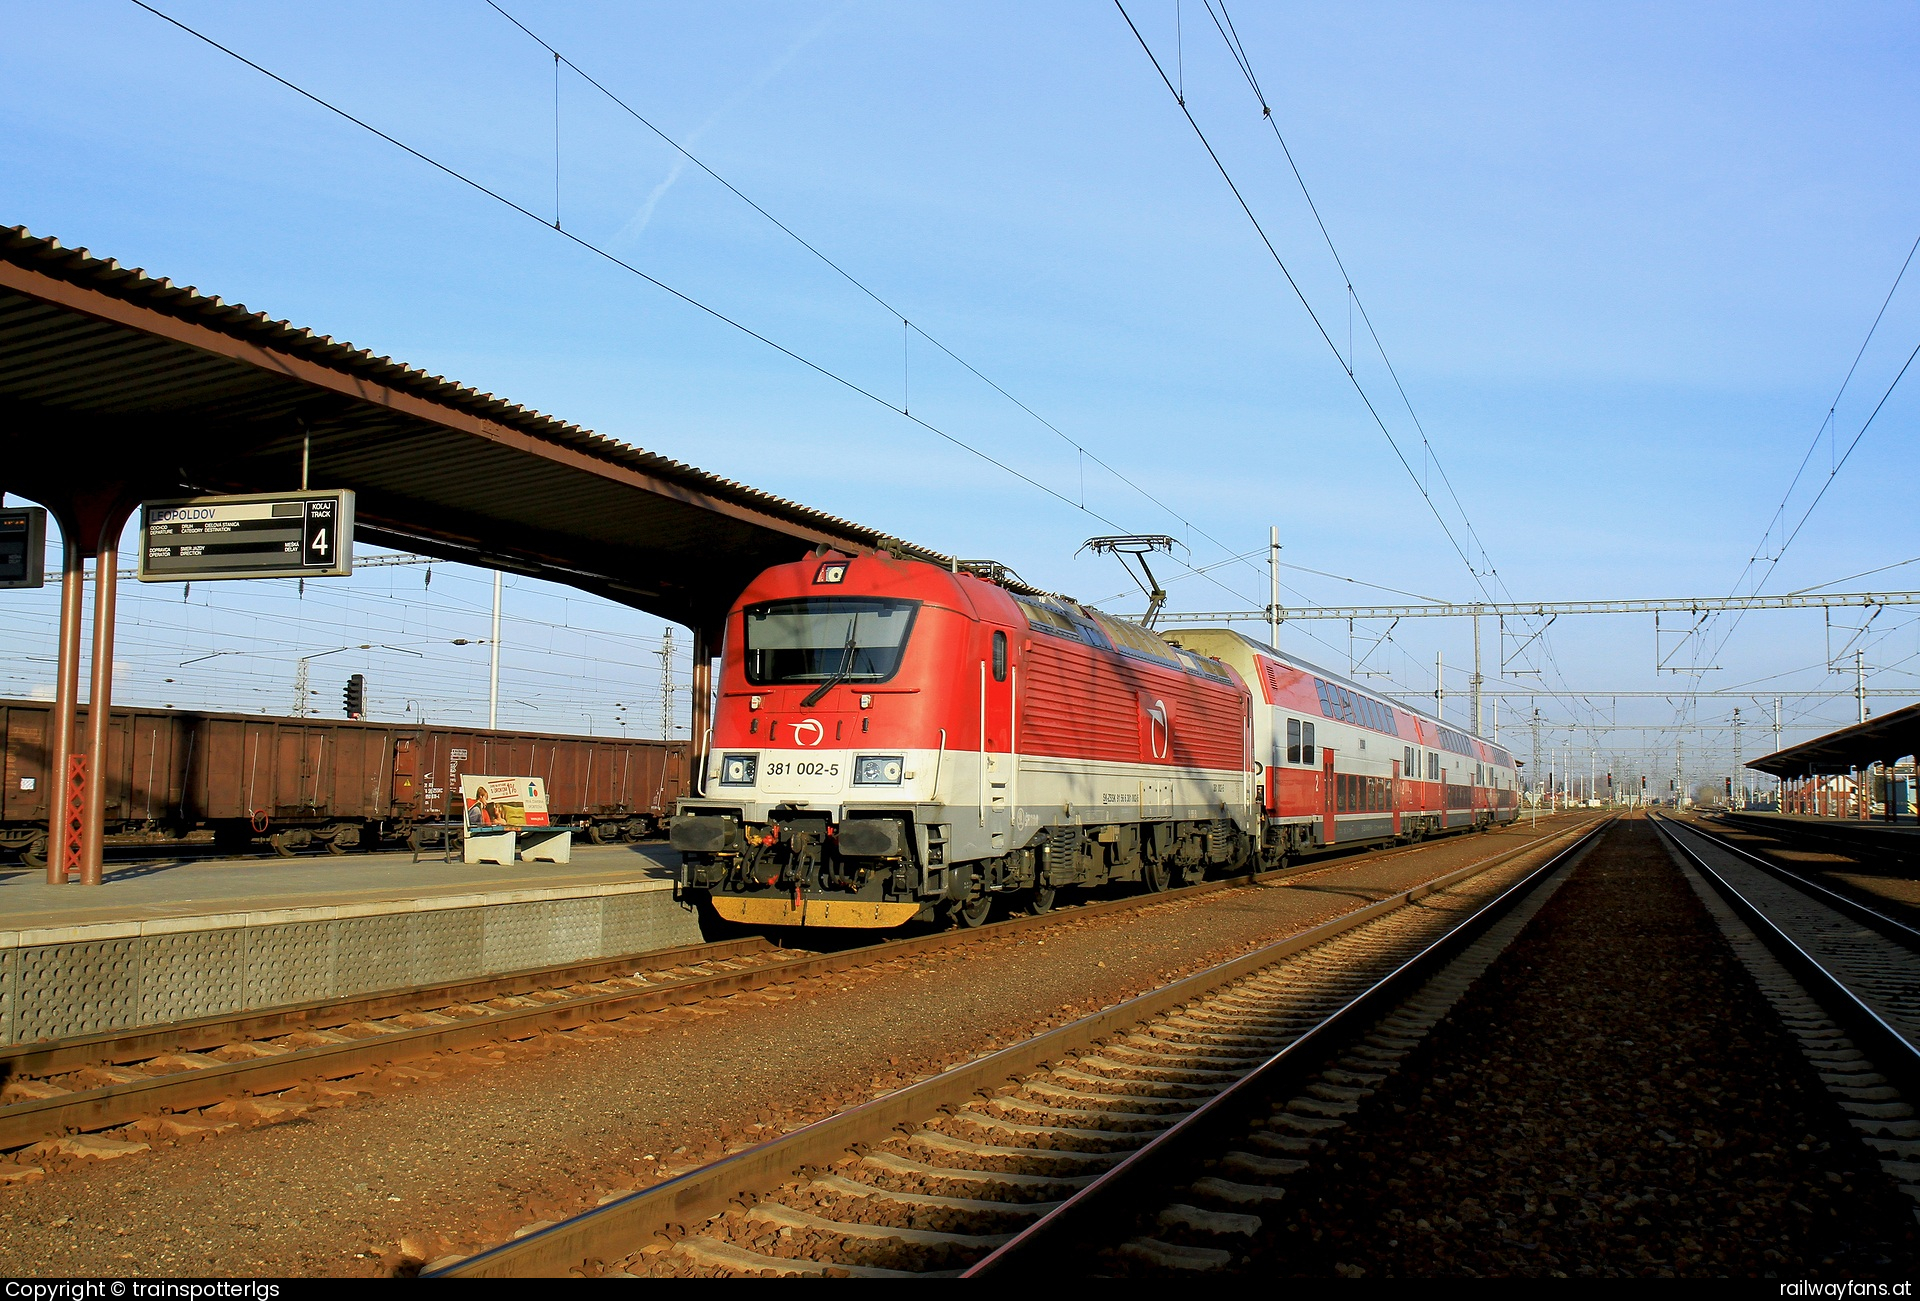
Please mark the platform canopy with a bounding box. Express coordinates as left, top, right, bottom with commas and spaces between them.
0, 225, 946, 634
1746, 702, 1920, 778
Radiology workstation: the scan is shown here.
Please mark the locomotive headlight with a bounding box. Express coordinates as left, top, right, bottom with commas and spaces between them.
854, 755, 904, 785
719, 753, 758, 786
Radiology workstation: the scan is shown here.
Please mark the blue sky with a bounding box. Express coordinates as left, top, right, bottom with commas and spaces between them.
4, 1, 1917, 788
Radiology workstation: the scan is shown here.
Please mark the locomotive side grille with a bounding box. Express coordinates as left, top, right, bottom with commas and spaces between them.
1019, 642, 1248, 771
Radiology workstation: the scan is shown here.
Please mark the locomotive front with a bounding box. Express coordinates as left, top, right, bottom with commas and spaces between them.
671, 551, 981, 927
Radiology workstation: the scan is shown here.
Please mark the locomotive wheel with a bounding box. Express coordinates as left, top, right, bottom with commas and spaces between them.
1027, 882, 1057, 915
953, 889, 993, 928
1142, 857, 1171, 893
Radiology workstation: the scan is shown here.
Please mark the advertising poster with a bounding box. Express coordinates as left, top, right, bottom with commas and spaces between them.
459, 775, 550, 829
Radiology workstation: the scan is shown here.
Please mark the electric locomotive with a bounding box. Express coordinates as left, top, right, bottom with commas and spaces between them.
670, 550, 1520, 930
670, 550, 1257, 927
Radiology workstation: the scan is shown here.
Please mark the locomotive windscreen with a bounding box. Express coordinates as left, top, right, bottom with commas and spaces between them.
743, 598, 921, 685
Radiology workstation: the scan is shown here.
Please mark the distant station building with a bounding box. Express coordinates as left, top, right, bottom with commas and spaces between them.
1746, 703, 1920, 822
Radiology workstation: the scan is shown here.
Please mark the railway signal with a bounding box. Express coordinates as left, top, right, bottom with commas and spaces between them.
343, 673, 366, 720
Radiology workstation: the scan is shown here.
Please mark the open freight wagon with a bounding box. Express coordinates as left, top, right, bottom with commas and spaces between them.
0, 699, 688, 866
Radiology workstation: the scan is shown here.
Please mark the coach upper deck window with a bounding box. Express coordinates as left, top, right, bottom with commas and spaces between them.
744, 597, 921, 686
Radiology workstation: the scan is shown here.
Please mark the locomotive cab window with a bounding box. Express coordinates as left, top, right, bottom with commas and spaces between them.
744, 597, 921, 685
991, 630, 1007, 682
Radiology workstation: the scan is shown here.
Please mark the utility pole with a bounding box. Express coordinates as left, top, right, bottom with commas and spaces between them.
1774, 696, 1784, 807
1268, 526, 1280, 652
1435, 651, 1445, 725
292, 656, 310, 718
1676, 737, 1685, 809
1855, 649, 1867, 724
1530, 707, 1541, 800
489, 569, 502, 731
1471, 610, 1484, 737
1732, 707, 1742, 809
658, 627, 676, 738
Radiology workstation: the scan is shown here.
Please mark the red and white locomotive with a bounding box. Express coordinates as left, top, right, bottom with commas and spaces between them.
671, 550, 1518, 928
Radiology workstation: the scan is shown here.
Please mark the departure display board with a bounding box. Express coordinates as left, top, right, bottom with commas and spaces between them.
138, 490, 355, 582
0, 506, 46, 590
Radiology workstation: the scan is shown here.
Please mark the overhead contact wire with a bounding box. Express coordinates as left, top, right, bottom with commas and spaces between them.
130, 1, 1154, 547
483, 0, 1273, 611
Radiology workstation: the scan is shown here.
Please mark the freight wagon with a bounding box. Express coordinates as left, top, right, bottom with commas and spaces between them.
0, 699, 687, 867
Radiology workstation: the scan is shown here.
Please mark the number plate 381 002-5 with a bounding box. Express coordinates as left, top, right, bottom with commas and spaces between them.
758, 758, 844, 794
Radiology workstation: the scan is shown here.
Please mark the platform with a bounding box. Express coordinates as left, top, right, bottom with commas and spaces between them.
0, 842, 701, 1046
1718, 810, 1920, 850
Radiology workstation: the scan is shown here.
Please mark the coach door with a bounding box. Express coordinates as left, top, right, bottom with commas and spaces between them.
981, 629, 1014, 849
1322, 746, 1336, 845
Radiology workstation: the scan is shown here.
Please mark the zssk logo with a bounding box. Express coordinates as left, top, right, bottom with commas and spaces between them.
791, 718, 825, 747
1145, 699, 1169, 760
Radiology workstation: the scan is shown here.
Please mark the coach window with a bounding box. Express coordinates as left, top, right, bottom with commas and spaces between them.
1287, 718, 1302, 764
1403, 745, 1414, 775
1301, 721, 1316, 766
992, 631, 1007, 682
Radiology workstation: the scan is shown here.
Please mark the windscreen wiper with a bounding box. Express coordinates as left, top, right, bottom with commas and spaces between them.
801, 620, 859, 709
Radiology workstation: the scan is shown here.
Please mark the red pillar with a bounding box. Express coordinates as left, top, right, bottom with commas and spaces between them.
79, 509, 129, 886
46, 511, 84, 885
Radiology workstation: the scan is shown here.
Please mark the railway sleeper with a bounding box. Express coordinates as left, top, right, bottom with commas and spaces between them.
907, 1129, 1125, 1167
948, 1113, 1154, 1150
984, 1096, 1173, 1131
747, 1201, 1015, 1251
860, 1150, 1097, 1192
811, 1172, 1061, 1217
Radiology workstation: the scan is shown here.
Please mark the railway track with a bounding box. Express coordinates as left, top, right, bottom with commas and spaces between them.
0, 817, 1591, 1158
431, 818, 1607, 1277
1650, 815, 1920, 1091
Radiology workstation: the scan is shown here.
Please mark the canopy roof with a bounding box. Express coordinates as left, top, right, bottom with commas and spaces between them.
0, 225, 946, 633
1746, 701, 1920, 778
